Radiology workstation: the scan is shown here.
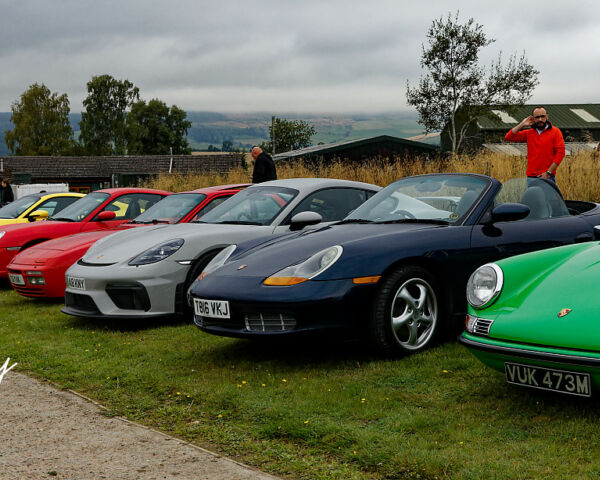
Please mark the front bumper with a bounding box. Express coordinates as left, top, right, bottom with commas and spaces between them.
62, 259, 190, 318
190, 275, 377, 338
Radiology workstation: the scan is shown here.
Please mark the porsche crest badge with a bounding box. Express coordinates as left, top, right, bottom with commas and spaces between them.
557, 308, 572, 318
237, 264, 247, 270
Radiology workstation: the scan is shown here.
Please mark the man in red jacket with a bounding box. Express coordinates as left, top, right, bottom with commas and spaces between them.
505, 106, 565, 183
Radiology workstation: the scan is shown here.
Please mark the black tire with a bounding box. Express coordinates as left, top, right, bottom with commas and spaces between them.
181, 250, 221, 317
370, 265, 446, 356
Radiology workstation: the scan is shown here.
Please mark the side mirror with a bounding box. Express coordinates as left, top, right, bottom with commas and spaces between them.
490, 203, 530, 223
594, 225, 600, 241
28, 210, 49, 222
289, 211, 323, 231
96, 210, 117, 221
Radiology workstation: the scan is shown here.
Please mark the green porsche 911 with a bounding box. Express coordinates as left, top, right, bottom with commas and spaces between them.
459, 237, 600, 397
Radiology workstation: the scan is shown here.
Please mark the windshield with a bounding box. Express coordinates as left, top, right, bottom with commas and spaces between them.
0, 195, 41, 218
347, 175, 489, 224
198, 186, 298, 226
50, 192, 109, 221
130, 193, 206, 224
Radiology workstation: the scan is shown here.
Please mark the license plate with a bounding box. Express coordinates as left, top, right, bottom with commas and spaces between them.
66, 276, 86, 291
194, 298, 230, 319
8, 273, 25, 286
505, 362, 591, 397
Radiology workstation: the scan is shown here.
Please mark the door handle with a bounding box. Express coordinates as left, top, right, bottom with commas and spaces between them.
575, 233, 594, 243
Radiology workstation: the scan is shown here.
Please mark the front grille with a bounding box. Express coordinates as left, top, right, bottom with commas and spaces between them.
244, 313, 297, 332
65, 292, 100, 313
106, 283, 151, 311
472, 317, 494, 336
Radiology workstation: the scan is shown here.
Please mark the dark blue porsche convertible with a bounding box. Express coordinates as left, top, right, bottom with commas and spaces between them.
188, 173, 600, 355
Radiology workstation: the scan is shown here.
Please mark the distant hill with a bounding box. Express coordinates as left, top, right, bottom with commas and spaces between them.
0, 111, 436, 156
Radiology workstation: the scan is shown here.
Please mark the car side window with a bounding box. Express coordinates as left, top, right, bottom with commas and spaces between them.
100, 194, 164, 220
192, 195, 232, 221
494, 178, 570, 221
288, 188, 370, 223
34, 196, 80, 217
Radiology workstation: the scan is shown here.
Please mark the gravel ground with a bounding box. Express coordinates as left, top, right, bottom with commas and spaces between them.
0, 371, 279, 480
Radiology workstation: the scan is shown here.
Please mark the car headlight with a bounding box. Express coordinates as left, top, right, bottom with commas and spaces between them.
466, 263, 503, 309
129, 238, 184, 266
0, 231, 5, 240
197, 245, 237, 280
264, 245, 343, 286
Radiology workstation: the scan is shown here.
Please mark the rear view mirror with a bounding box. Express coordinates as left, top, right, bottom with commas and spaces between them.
490, 203, 530, 223
28, 210, 49, 222
290, 211, 323, 231
96, 210, 117, 221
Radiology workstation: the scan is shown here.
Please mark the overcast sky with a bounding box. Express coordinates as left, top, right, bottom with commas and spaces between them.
1, 0, 599, 114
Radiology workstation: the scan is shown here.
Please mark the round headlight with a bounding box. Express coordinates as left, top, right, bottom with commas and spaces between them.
466, 263, 503, 309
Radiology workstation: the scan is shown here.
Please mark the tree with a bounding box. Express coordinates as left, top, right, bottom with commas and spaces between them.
406, 12, 539, 153
126, 99, 192, 155
260, 118, 316, 154
79, 74, 139, 155
5, 83, 75, 155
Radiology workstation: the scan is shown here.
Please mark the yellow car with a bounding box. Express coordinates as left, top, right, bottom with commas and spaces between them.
0, 192, 85, 226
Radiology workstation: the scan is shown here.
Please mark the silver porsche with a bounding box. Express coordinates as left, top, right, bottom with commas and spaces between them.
62, 178, 380, 319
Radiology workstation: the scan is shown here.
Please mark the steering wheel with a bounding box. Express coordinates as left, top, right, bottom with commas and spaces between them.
395, 209, 416, 219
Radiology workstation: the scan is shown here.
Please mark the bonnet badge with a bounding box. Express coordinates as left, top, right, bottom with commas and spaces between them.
237, 264, 247, 270
557, 308, 572, 318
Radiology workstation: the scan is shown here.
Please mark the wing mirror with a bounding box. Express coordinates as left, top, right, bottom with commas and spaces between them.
96, 210, 117, 221
490, 203, 530, 223
290, 211, 323, 231
594, 226, 600, 241
28, 210, 49, 222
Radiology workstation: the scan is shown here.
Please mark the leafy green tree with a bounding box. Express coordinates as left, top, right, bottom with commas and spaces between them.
260, 118, 316, 154
79, 74, 139, 155
406, 12, 539, 152
221, 140, 233, 152
126, 99, 191, 155
4, 83, 75, 155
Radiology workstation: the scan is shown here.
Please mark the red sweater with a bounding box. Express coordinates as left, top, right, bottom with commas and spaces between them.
505, 124, 565, 176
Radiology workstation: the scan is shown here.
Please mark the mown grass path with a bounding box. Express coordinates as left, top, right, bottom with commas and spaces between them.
2, 287, 600, 479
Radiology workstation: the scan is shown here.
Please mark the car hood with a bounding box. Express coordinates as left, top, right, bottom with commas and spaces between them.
82, 222, 274, 264
214, 222, 451, 280
488, 242, 600, 352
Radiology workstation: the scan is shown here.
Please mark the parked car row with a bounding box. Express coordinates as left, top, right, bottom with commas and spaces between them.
2, 174, 600, 398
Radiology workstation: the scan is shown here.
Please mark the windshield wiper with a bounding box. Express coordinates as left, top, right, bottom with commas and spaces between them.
217, 220, 262, 226
141, 219, 170, 224
375, 219, 450, 225
50, 217, 75, 222
334, 218, 374, 225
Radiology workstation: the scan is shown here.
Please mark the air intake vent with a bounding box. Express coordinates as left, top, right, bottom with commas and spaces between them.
473, 317, 494, 336
244, 313, 297, 332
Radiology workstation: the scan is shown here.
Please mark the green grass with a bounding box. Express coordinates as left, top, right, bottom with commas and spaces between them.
2, 287, 600, 479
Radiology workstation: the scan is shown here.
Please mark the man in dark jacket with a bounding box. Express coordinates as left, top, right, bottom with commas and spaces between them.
0, 178, 14, 204
251, 147, 277, 183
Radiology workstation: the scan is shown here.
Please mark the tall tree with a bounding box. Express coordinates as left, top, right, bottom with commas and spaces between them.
4, 83, 75, 155
126, 99, 192, 155
79, 74, 139, 155
260, 118, 316, 154
406, 12, 539, 153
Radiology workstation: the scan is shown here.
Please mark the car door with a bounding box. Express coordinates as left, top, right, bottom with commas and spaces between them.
272, 187, 375, 234
81, 193, 165, 231
468, 178, 594, 269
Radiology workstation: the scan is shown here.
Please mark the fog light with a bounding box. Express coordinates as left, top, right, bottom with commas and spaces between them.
28, 277, 45, 285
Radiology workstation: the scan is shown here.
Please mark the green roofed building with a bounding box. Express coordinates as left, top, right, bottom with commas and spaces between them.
441, 104, 600, 153
272, 135, 439, 162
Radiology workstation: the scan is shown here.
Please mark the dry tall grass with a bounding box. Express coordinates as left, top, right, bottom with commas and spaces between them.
141, 151, 600, 201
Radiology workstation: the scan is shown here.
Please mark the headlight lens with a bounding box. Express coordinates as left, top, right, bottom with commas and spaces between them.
129, 238, 184, 266
466, 263, 503, 309
198, 245, 237, 280
264, 245, 343, 286
0, 231, 5, 240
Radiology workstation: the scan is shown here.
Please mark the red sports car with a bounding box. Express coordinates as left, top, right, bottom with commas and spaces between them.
7, 184, 249, 298
0, 188, 171, 280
